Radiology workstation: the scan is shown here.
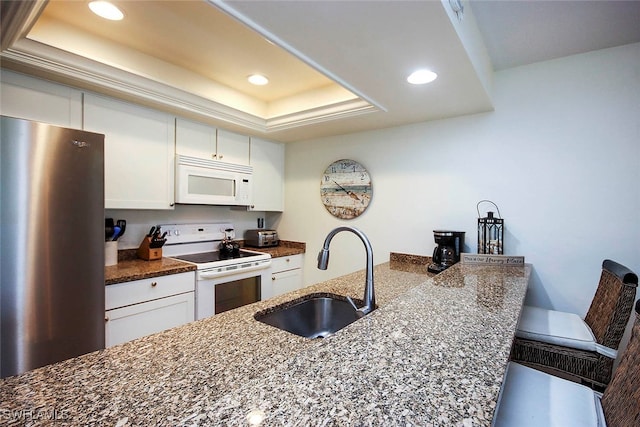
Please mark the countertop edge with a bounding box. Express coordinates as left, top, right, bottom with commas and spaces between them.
105, 241, 306, 285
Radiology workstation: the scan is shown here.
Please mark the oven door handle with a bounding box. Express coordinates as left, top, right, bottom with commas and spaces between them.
198, 260, 272, 280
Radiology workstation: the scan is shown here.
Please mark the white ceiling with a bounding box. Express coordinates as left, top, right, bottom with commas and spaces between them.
2, 0, 639, 143
472, 0, 640, 71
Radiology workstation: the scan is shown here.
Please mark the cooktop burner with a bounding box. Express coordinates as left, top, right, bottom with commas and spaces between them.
172, 250, 258, 264
159, 223, 271, 270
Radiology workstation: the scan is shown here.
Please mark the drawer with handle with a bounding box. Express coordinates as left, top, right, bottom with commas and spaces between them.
270, 255, 303, 273
106, 271, 195, 310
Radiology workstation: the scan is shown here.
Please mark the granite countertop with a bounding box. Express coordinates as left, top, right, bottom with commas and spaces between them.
242, 240, 306, 258
1, 254, 530, 426
105, 241, 306, 285
104, 251, 196, 285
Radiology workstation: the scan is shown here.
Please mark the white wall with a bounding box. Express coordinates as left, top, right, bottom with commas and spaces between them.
280, 42, 640, 317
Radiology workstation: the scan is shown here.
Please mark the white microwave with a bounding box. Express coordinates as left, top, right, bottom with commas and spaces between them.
175, 155, 252, 206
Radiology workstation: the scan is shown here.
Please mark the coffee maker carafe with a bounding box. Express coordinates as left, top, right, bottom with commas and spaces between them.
428, 230, 465, 274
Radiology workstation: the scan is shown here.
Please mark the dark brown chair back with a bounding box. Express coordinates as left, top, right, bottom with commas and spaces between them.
584, 259, 638, 349
601, 299, 640, 427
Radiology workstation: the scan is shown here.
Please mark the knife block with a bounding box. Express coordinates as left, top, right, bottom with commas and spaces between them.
137, 237, 162, 261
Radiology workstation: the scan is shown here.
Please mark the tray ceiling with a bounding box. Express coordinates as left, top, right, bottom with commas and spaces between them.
1, 1, 638, 142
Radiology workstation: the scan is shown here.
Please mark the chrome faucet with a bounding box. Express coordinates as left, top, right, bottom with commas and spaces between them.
317, 226, 376, 317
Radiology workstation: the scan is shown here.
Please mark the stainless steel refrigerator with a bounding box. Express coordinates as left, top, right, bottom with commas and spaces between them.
1, 116, 105, 378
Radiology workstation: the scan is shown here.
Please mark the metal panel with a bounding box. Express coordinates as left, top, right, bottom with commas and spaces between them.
1, 116, 105, 378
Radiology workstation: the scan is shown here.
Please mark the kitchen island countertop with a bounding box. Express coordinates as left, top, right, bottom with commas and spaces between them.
1, 254, 529, 426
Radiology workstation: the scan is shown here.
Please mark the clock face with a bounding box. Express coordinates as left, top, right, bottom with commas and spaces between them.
320, 159, 372, 219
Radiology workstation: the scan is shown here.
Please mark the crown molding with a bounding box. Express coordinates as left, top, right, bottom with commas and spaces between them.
0, 0, 47, 50
1, 36, 377, 135
267, 99, 378, 132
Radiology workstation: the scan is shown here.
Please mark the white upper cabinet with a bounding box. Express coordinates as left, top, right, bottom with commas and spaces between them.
83, 93, 175, 210
0, 70, 82, 129
175, 117, 215, 159
250, 137, 284, 212
176, 118, 250, 165
216, 129, 250, 165
1, 72, 286, 212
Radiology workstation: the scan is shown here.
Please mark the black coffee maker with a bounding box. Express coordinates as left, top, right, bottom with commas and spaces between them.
427, 230, 466, 273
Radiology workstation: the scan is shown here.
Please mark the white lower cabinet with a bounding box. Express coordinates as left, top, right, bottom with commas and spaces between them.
270, 255, 304, 297
105, 272, 195, 347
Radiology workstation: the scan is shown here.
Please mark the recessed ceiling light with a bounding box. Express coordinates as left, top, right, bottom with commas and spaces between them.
248, 74, 269, 86
407, 69, 438, 85
89, 1, 124, 21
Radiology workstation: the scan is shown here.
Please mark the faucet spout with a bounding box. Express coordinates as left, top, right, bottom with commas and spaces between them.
317, 226, 375, 316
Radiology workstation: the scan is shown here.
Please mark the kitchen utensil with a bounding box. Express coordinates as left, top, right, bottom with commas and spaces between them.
147, 226, 167, 249
116, 219, 127, 239
105, 218, 114, 241
147, 226, 156, 237
112, 226, 121, 241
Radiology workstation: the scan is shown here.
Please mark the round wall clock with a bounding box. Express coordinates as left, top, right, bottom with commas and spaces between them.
320, 159, 372, 219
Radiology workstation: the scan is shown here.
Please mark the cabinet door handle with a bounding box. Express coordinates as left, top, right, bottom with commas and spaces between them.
272, 276, 276, 280
151, 281, 158, 287
286, 258, 290, 262
105, 316, 110, 322
218, 154, 224, 159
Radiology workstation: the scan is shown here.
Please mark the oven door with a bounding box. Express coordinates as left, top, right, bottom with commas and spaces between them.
196, 265, 271, 319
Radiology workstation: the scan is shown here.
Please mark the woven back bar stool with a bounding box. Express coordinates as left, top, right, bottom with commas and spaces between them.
493, 299, 640, 427
510, 259, 638, 389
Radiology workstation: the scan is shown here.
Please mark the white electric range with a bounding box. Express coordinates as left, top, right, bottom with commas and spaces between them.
160, 223, 272, 320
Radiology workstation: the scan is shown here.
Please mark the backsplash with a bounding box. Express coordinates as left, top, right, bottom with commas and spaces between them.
106, 204, 281, 250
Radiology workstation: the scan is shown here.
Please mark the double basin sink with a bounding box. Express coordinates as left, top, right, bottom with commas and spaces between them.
254, 293, 364, 339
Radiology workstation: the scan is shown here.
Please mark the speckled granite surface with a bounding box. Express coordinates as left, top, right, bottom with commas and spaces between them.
105, 241, 305, 285
1, 255, 529, 426
242, 240, 306, 258
104, 256, 196, 285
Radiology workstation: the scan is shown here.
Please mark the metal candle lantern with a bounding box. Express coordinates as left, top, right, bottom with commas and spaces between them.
477, 200, 504, 254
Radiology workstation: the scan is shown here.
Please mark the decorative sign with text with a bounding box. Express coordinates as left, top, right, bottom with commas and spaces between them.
461, 253, 525, 266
